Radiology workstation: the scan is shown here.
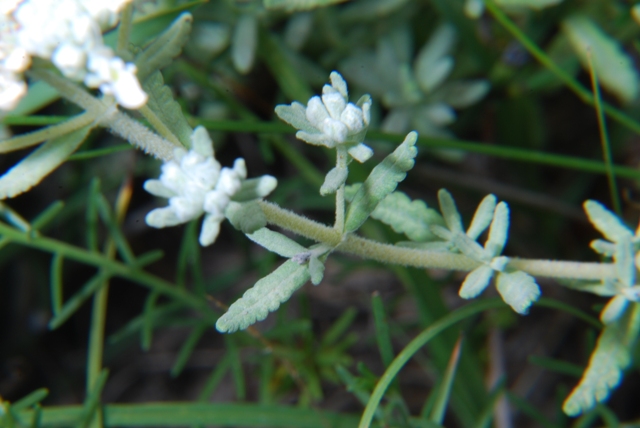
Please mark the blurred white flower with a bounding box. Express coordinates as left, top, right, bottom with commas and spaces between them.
144, 127, 276, 246
0, 0, 147, 111
275, 71, 374, 163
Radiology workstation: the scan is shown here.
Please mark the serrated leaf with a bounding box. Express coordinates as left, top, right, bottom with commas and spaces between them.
459, 265, 494, 299
142, 71, 193, 147
216, 260, 310, 333
344, 131, 418, 233
225, 201, 267, 234
584, 200, 632, 242
562, 15, 638, 103
495, 271, 540, 314
563, 320, 631, 415
370, 191, 445, 242
232, 14, 258, 74
485, 202, 509, 257
437, 189, 463, 233
320, 166, 348, 196
466, 194, 496, 240
247, 228, 307, 258
309, 256, 324, 285
0, 125, 91, 199
135, 13, 193, 82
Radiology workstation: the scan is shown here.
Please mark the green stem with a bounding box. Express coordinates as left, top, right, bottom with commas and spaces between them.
334, 146, 348, 233
484, 0, 640, 136
116, 2, 134, 58
258, 201, 615, 281
0, 112, 98, 154
138, 105, 183, 148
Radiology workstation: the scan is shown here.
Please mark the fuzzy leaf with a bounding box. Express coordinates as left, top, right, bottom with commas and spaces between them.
451, 232, 488, 261
466, 194, 496, 240
584, 200, 632, 242
600, 295, 629, 325
135, 13, 193, 82
142, 71, 193, 147
459, 265, 494, 299
495, 271, 540, 314
216, 260, 310, 333
415, 24, 456, 94
347, 144, 374, 163
247, 228, 307, 258
320, 166, 348, 196
225, 201, 267, 234
370, 191, 445, 242
437, 189, 464, 233
615, 237, 636, 287
232, 14, 258, 74
562, 15, 638, 104
344, 131, 418, 233
274, 102, 317, 133
485, 202, 510, 257
437, 80, 490, 109
0, 125, 91, 199
309, 255, 325, 285
563, 319, 632, 416
232, 176, 278, 202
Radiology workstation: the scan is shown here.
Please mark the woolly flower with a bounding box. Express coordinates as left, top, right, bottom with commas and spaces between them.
144, 127, 276, 246
0, 0, 147, 110
275, 71, 374, 163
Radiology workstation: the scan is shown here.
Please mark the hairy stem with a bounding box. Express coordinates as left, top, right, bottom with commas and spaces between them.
259, 201, 615, 281
334, 146, 348, 233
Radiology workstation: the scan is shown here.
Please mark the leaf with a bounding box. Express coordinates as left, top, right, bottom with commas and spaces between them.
485, 202, 509, 257
496, 0, 564, 9
345, 131, 418, 233
216, 260, 310, 333
232, 14, 258, 74
320, 166, 348, 196
370, 191, 445, 242
466, 194, 496, 240
309, 255, 325, 285
562, 15, 639, 104
437, 189, 464, 233
615, 237, 635, 287
135, 12, 193, 82
274, 102, 317, 133
247, 228, 307, 258
437, 80, 490, 109
225, 201, 267, 234
232, 176, 278, 202
0, 125, 91, 199
495, 271, 540, 314
584, 200, 632, 242
600, 295, 629, 325
459, 265, 494, 299
563, 320, 632, 416
142, 71, 193, 147
415, 24, 456, 93
264, 0, 345, 12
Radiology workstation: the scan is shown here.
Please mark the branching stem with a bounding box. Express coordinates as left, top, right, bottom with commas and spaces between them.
259, 201, 615, 281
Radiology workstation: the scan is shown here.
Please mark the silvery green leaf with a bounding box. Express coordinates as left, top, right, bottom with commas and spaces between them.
459, 265, 494, 299
0, 125, 91, 199
345, 131, 418, 233
584, 200, 632, 242
451, 232, 488, 261
344, 183, 362, 201
247, 228, 307, 258
562, 15, 639, 104
415, 24, 456, 93
437, 189, 464, 233
398, 65, 423, 104
190, 126, 213, 158
496, 0, 563, 9
320, 166, 348, 196
495, 270, 540, 314
430, 224, 453, 241
225, 201, 266, 234
464, 0, 484, 18
485, 202, 510, 257
283, 12, 312, 50
467, 194, 497, 240
419, 103, 456, 126
144, 180, 175, 199
232, 14, 258, 74
190, 23, 230, 59
232, 176, 278, 202
135, 13, 193, 82
590, 239, 615, 257
370, 191, 445, 242
329, 71, 348, 99
437, 80, 490, 109
615, 237, 635, 287
348, 144, 374, 163
562, 278, 617, 297
600, 295, 629, 325
309, 255, 324, 285
563, 319, 632, 416
142, 71, 193, 148
216, 260, 310, 333
381, 108, 411, 134
275, 103, 314, 133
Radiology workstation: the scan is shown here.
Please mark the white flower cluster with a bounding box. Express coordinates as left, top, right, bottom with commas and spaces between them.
275, 71, 373, 163
0, 0, 147, 111
144, 127, 275, 246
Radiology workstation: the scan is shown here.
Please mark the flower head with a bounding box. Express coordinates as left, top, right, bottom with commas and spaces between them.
144, 127, 277, 246
0, 0, 147, 111
275, 71, 374, 163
